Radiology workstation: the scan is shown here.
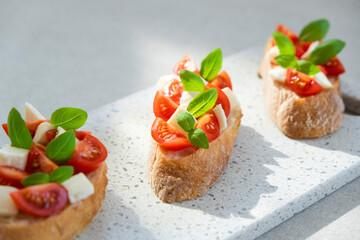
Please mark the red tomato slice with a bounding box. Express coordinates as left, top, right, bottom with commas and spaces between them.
45, 129, 57, 143
67, 134, 107, 174
2, 120, 49, 138
153, 91, 178, 121
196, 110, 220, 143
285, 69, 323, 97
317, 65, 328, 75
204, 85, 230, 117
163, 78, 184, 105
151, 118, 191, 151
10, 183, 68, 217
209, 70, 233, 90
26, 144, 58, 174
0, 165, 27, 188
295, 47, 305, 59
298, 41, 312, 52
173, 54, 199, 76
75, 131, 92, 141
322, 57, 345, 76
276, 24, 299, 43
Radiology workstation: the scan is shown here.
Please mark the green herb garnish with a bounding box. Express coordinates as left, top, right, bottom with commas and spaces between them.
46, 130, 76, 164
296, 60, 321, 75
299, 19, 330, 42
274, 55, 298, 69
176, 112, 196, 133
179, 70, 205, 92
309, 39, 346, 65
50, 107, 87, 130
273, 32, 295, 55
200, 48, 222, 81
7, 108, 33, 150
50, 166, 74, 184
187, 88, 218, 118
22, 173, 50, 187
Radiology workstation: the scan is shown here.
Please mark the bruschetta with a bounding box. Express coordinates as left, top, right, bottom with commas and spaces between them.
148, 49, 243, 203
259, 19, 346, 138
0, 103, 108, 240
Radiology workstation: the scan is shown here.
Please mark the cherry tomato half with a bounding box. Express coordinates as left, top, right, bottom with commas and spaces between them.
75, 131, 92, 141
10, 183, 68, 217
209, 70, 233, 90
204, 85, 230, 117
0, 165, 27, 188
153, 91, 178, 121
26, 144, 58, 174
173, 54, 199, 76
322, 57, 345, 76
285, 69, 323, 97
151, 118, 191, 151
196, 110, 220, 143
67, 134, 107, 174
163, 78, 184, 105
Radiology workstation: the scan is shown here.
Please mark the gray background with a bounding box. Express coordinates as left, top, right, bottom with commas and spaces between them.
0, 0, 359, 239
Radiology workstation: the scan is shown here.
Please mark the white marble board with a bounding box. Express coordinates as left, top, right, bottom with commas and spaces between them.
75, 48, 360, 240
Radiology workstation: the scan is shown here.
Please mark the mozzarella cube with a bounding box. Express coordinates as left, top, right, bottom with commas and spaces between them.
156, 74, 179, 92
301, 41, 320, 60
313, 71, 332, 89
33, 122, 56, 145
56, 127, 66, 138
61, 173, 94, 203
179, 91, 199, 110
266, 46, 280, 58
0, 186, 18, 216
167, 107, 196, 136
213, 104, 227, 132
222, 88, 240, 111
269, 66, 287, 83
25, 102, 46, 121
0, 146, 29, 170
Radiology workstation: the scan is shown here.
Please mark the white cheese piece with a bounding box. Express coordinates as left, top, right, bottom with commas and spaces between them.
222, 87, 240, 111
55, 126, 66, 138
313, 71, 332, 89
213, 104, 227, 132
61, 173, 94, 203
167, 107, 196, 136
0, 146, 29, 170
266, 46, 280, 58
269, 66, 287, 83
301, 41, 320, 59
156, 74, 179, 92
0, 186, 18, 216
33, 122, 56, 145
179, 91, 199, 110
25, 102, 46, 121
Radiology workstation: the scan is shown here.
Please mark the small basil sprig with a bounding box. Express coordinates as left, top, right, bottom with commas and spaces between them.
274, 55, 298, 69
275, 56, 320, 76
299, 19, 330, 42
297, 60, 321, 75
309, 39, 346, 65
180, 70, 205, 92
187, 88, 218, 118
176, 112, 209, 149
50, 107, 87, 130
22, 166, 74, 187
200, 48, 222, 81
46, 130, 76, 164
273, 32, 295, 55
7, 108, 33, 150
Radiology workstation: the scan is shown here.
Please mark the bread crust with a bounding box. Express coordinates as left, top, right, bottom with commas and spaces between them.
0, 163, 108, 240
259, 40, 345, 139
148, 109, 242, 203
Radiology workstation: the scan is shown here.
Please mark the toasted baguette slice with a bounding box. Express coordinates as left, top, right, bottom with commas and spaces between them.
0, 163, 107, 240
148, 108, 242, 203
259, 39, 345, 139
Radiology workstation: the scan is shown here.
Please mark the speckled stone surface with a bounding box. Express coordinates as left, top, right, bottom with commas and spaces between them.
75, 49, 360, 240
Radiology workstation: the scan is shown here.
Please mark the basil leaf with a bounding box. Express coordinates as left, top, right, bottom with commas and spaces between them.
187, 88, 218, 118
46, 130, 76, 164
50, 166, 74, 184
309, 39, 346, 65
274, 55, 298, 69
200, 48, 222, 81
179, 70, 205, 92
50, 107, 88, 130
176, 112, 196, 133
22, 173, 50, 187
296, 60, 320, 75
273, 32, 295, 55
187, 128, 209, 149
300, 19, 329, 42
7, 108, 33, 150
